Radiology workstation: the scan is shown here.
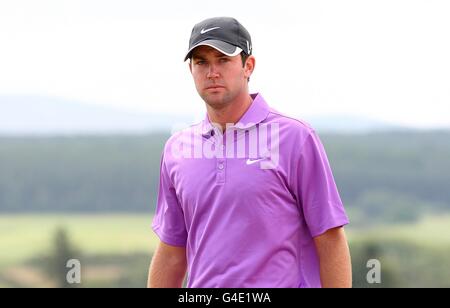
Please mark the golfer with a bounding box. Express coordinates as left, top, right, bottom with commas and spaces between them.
148, 17, 351, 288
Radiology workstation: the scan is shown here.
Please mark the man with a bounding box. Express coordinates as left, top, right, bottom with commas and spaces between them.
148, 17, 351, 288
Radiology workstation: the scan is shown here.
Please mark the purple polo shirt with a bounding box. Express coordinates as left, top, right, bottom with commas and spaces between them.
152, 93, 349, 288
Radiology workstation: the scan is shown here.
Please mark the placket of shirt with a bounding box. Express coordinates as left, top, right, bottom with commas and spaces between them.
215, 128, 226, 185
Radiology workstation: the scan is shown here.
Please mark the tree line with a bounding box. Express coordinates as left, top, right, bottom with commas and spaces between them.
1, 130, 449, 225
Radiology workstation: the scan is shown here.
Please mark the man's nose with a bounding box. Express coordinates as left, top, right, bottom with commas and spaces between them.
207, 64, 220, 79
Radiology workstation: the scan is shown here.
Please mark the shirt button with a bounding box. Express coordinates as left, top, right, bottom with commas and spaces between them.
218, 163, 224, 170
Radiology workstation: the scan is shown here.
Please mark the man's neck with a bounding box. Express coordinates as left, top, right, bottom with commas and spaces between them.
206, 93, 254, 132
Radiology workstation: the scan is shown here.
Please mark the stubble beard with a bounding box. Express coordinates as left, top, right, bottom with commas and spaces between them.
197, 72, 248, 111
201, 89, 238, 110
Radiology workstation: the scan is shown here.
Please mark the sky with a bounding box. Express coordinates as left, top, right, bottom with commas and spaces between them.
1, 0, 450, 128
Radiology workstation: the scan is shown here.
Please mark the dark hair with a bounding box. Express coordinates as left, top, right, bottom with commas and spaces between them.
240, 53, 249, 67
241, 53, 250, 82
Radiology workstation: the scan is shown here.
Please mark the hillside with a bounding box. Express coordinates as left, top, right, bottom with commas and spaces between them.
1, 131, 449, 226
1, 95, 408, 135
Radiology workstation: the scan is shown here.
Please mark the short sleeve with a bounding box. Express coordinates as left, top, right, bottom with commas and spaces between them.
295, 130, 349, 238
151, 152, 187, 247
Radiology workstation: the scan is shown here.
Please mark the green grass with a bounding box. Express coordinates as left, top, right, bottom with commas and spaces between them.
2, 213, 450, 287
0, 214, 160, 268
347, 214, 450, 248
2, 213, 450, 271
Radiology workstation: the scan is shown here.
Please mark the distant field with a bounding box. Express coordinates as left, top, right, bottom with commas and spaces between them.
2, 213, 450, 269
2, 213, 450, 287
347, 214, 450, 248
0, 214, 159, 268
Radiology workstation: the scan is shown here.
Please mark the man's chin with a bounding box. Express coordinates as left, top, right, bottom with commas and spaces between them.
202, 94, 229, 108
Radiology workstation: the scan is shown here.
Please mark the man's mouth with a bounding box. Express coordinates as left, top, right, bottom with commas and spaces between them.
205, 85, 225, 90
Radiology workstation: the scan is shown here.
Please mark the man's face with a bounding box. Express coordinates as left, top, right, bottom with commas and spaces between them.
189, 46, 253, 109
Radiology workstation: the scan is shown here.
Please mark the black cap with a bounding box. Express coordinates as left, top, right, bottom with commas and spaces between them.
184, 17, 252, 62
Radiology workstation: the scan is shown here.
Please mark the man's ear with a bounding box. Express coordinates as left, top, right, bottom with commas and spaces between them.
189, 60, 192, 74
244, 56, 256, 80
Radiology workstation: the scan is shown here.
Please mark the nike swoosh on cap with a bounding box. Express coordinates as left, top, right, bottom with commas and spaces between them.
200, 27, 221, 34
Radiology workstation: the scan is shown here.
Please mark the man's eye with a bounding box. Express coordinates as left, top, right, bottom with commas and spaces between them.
219, 58, 229, 63
196, 61, 206, 65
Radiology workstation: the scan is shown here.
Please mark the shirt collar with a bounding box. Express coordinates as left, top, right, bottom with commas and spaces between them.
201, 93, 270, 137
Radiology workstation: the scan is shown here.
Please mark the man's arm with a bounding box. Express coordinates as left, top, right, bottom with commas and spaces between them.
148, 241, 187, 288
313, 227, 352, 288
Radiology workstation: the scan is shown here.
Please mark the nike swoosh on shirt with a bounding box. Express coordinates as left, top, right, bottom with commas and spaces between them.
200, 27, 221, 34
246, 158, 267, 165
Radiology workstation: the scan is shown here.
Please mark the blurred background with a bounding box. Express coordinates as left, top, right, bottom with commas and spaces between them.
1, 0, 449, 288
